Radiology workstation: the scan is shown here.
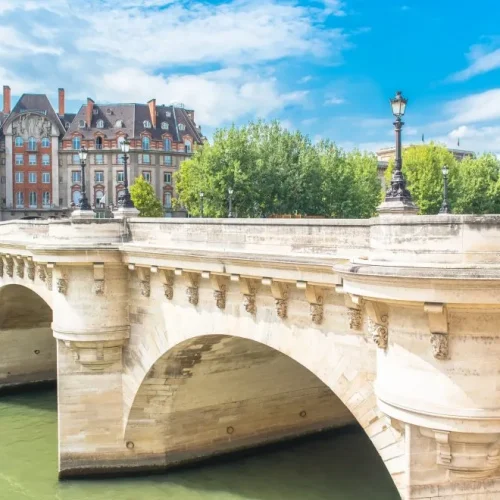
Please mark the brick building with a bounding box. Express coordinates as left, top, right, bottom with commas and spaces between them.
0, 86, 204, 220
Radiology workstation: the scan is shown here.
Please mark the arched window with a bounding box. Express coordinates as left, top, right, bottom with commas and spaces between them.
143, 120, 151, 129
95, 136, 103, 149
164, 192, 172, 208
16, 192, 24, 208
184, 140, 192, 153
15, 136, 23, 147
41, 137, 50, 148
72, 190, 81, 205
142, 136, 150, 150
95, 190, 104, 205
164, 138, 171, 151
42, 192, 50, 207
178, 123, 185, 131
28, 137, 37, 151
117, 136, 125, 150
115, 120, 123, 128
161, 122, 169, 130
29, 191, 37, 208
72, 136, 81, 150
96, 119, 104, 129
78, 119, 86, 128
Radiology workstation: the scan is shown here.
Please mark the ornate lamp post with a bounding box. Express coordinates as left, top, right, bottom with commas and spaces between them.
78, 146, 91, 211
200, 191, 204, 218
439, 165, 450, 214
228, 187, 234, 218
378, 91, 418, 215
120, 139, 135, 208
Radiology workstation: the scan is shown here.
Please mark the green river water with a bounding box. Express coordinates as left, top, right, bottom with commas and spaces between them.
0, 388, 399, 500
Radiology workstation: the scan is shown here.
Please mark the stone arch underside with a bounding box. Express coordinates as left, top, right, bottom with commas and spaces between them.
124, 334, 400, 493
0, 284, 55, 388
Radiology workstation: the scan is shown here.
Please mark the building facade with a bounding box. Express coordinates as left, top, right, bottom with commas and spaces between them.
0, 86, 204, 220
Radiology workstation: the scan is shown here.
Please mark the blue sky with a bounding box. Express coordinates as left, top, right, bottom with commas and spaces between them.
1, 0, 500, 154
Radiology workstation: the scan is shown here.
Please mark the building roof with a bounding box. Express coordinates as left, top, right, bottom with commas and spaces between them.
3, 93, 66, 135
63, 102, 203, 144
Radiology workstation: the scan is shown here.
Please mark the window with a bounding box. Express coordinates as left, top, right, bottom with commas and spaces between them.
16, 192, 24, 208
161, 122, 169, 130
178, 123, 185, 131
117, 136, 125, 149
72, 190, 81, 205
72, 154, 80, 164
29, 191, 37, 208
78, 119, 86, 128
166, 111, 171, 117
42, 192, 50, 207
143, 120, 151, 128
142, 171, 151, 183
96, 119, 104, 129
142, 154, 150, 164
72, 171, 81, 183
142, 136, 150, 150
95, 171, 104, 182
117, 154, 125, 165
41, 137, 50, 148
95, 154, 104, 165
184, 140, 192, 153
29, 155, 37, 165
15, 136, 23, 147
95, 137, 103, 149
116, 171, 124, 182
164, 172, 172, 184
15, 154, 23, 165
95, 190, 104, 205
117, 189, 125, 202
164, 192, 172, 208
164, 138, 171, 151
29, 172, 37, 183
15, 172, 24, 183
42, 154, 50, 166
28, 137, 37, 151
72, 137, 81, 150
164, 155, 172, 166
42, 172, 50, 183
115, 120, 123, 128
93, 108, 98, 115
65, 122, 70, 129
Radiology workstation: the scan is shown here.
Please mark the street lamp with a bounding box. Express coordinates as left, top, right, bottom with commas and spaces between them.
228, 187, 234, 218
439, 165, 450, 214
200, 191, 204, 218
78, 146, 91, 210
380, 91, 418, 213
120, 138, 135, 208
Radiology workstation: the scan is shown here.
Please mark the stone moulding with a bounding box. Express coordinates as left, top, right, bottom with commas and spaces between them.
0, 258, 4, 277
186, 272, 200, 306
93, 263, 105, 296
267, 280, 288, 320
26, 260, 35, 281
5, 256, 13, 278
424, 302, 449, 360
298, 282, 324, 325
57, 278, 68, 295
162, 270, 174, 300
364, 300, 389, 350
211, 275, 228, 310
14, 257, 24, 278
240, 277, 257, 315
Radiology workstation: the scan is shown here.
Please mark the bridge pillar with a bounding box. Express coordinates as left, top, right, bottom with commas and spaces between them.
52, 262, 130, 477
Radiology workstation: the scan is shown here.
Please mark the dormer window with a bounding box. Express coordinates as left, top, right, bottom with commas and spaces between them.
72, 136, 81, 150
143, 120, 151, 129
65, 122, 70, 129
96, 119, 104, 129
115, 120, 124, 128
184, 139, 192, 153
178, 123, 185, 131
166, 111, 171, 117
93, 109, 98, 115
142, 136, 150, 150
106, 109, 112, 115
161, 122, 169, 130
78, 119, 86, 128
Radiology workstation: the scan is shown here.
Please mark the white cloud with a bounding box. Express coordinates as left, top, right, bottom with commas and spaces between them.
445, 88, 500, 124
324, 96, 345, 105
323, 0, 346, 16
434, 124, 500, 154
89, 67, 307, 127
450, 42, 500, 81
298, 75, 313, 84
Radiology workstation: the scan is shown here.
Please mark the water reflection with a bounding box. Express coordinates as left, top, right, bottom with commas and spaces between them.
0, 388, 399, 500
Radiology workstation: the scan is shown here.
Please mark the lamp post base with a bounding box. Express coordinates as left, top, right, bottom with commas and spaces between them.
71, 209, 95, 220
112, 206, 140, 219
377, 199, 419, 216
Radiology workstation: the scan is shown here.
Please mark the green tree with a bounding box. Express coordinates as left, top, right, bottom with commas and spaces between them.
453, 154, 500, 214
385, 143, 457, 214
175, 121, 381, 218
130, 175, 164, 217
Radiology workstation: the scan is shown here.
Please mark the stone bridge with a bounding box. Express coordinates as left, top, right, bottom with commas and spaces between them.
1, 216, 500, 499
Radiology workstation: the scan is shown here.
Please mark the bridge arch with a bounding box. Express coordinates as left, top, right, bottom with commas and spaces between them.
124, 333, 402, 491
0, 284, 56, 388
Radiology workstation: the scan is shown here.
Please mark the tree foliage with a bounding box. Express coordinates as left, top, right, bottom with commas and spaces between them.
130, 175, 164, 217
385, 144, 500, 215
175, 121, 381, 218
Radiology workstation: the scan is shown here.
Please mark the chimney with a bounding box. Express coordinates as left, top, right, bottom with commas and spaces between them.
3, 85, 11, 114
148, 98, 157, 128
86, 98, 95, 127
58, 88, 65, 117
